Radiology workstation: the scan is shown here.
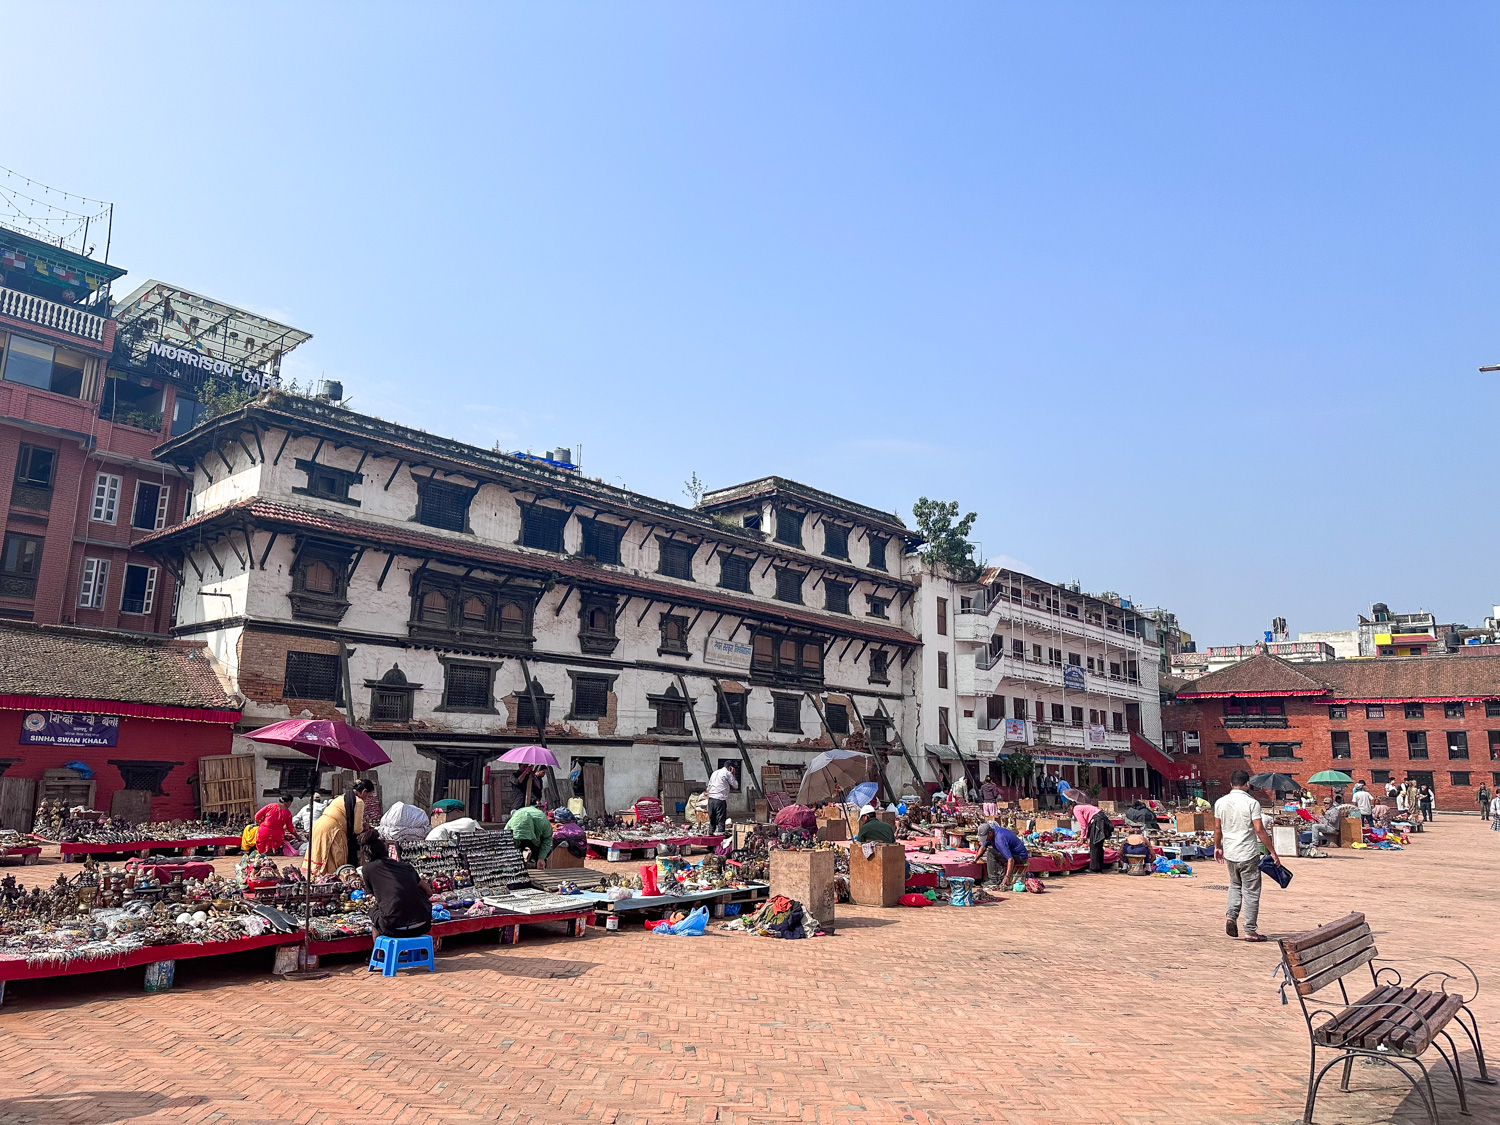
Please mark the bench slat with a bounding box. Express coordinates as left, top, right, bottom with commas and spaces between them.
1297, 946, 1377, 996
1281, 912, 1365, 956
1338, 987, 1418, 1048
1313, 985, 1405, 1047
1375, 991, 1462, 1054
1288, 932, 1376, 981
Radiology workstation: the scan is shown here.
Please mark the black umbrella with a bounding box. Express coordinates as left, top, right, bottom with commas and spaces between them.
1248, 772, 1299, 793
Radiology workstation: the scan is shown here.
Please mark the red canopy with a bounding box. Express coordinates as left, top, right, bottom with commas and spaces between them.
1130, 731, 1199, 781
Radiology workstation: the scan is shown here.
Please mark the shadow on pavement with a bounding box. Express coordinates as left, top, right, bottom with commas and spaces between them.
0, 1092, 205, 1124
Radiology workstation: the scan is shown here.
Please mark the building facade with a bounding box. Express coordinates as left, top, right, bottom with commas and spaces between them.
1161, 652, 1500, 810
1171, 639, 1337, 680
920, 566, 1172, 801
141, 398, 925, 818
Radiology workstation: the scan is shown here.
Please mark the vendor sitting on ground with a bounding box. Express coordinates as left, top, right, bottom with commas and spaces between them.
855, 804, 897, 844
1123, 800, 1155, 829
976, 821, 1029, 886
506, 801, 554, 866
355, 828, 433, 939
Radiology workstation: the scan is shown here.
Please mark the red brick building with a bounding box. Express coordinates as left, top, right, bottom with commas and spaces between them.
0, 622, 239, 826
1161, 652, 1500, 811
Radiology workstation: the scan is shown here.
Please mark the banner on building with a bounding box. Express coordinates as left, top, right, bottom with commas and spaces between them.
1003, 718, 1031, 745
1088, 723, 1109, 744
703, 637, 753, 670
20, 711, 120, 747
1063, 665, 1085, 690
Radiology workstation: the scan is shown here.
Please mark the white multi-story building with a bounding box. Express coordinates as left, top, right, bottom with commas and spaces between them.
917, 565, 1167, 799
140, 395, 926, 818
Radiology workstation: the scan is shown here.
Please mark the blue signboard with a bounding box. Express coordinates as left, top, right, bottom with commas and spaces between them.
1063, 665, 1086, 691
20, 711, 120, 747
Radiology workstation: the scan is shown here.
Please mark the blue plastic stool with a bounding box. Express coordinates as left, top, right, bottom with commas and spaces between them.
368, 934, 435, 975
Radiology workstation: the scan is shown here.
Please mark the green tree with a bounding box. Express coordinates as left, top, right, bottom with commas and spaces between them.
912, 497, 978, 575
198, 379, 259, 421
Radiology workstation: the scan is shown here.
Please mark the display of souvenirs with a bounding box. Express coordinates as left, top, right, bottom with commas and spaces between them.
32, 801, 235, 844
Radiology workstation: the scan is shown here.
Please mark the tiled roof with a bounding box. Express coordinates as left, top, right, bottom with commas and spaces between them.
141, 498, 922, 649
1176, 651, 1500, 702
0, 623, 237, 710
699, 476, 914, 538
1175, 654, 1332, 698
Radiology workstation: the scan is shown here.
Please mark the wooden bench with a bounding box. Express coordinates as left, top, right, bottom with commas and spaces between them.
1279, 912, 1491, 1123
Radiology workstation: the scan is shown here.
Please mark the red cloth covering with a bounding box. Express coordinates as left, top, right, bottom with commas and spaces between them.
124, 860, 215, 881
774, 804, 817, 830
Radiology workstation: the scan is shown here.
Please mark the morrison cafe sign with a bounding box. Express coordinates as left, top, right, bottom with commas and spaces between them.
145, 341, 282, 390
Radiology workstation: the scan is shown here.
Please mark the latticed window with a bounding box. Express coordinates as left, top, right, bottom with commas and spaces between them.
581, 520, 622, 564
572, 675, 610, 719
372, 689, 412, 722
823, 524, 849, 559
772, 695, 803, 733
416, 479, 471, 531
775, 568, 804, 604
658, 539, 694, 580
521, 505, 567, 552
443, 663, 492, 710
824, 581, 850, 614
284, 652, 341, 701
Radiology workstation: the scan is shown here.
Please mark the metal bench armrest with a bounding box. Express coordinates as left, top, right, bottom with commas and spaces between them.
1372, 956, 1480, 1002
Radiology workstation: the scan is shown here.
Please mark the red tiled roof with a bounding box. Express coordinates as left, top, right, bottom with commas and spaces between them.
142, 498, 921, 648
1175, 651, 1500, 702
0, 623, 238, 719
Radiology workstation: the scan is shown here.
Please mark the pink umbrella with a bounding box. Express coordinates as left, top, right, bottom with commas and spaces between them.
499, 744, 559, 767
244, 719, 392, 771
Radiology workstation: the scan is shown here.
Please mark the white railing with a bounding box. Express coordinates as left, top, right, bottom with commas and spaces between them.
0, 286, 106, 343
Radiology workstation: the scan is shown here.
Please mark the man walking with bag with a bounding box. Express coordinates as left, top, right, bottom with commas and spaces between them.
1214, 769, 1280, 943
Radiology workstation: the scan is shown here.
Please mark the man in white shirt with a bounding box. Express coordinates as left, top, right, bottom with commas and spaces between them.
1214, 769, 1280, 942
1352, 782, 1375, 828
705, 763, 738, 835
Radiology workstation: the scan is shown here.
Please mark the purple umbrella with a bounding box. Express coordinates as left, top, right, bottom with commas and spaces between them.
499, 745, 559, 767
244, 719, 392, 771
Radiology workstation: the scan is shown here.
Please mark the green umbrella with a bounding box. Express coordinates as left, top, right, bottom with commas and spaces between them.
1308, 770, 1354, 785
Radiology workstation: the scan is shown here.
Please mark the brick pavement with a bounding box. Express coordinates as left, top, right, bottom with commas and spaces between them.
0, 822, 1495, 1125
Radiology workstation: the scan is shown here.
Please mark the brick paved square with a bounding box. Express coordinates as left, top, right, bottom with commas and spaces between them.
0, 821, 1494, 1125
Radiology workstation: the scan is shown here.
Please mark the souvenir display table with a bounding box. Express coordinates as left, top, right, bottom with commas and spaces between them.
0, 845, 41, 866
585, 833, 725, 860
0, 929, 299, 987
305, 904, 594, 957
53, 837, 243, 860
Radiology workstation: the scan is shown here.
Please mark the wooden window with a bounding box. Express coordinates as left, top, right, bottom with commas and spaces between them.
0, 531, 43, 598
120, 564, 157, 615
570, 674, 611, 719
1490, 731, 1500, 759
938, 706, 951, 745
461, 595, 488, 628
1369, 769, 1393, 785
867, 595, 889, 619
1112, 712, 1124, 732
1070, 706, 1084, 725
1445, 702, 1466, 720
293, 458, 361, 505
420, 589, 449, 624
715, 689, 748, 728
1332, 731, 1351, 759
77, 557, 109, 609
1367, 730, 1389, 759
659, 613, 689, 655
499, 600, 528, 635
658, 539, 695, 580
824, 702, 849, 735
1068, 652, 1081, 666
775, 508, 804, 547
1015, 698, 1029, 720
1184, 731, 1201, 753
91, 472, 121, 524
752, 634, 775, 674
1451, 771, 1472, 787
1487, 701, 1500, 719
1366, 704, 1385, 719
1448, 731, 1469, 759
719, 554, 751, 592
823, 524, 849, 560
937, 651, 948, 689
442, 663, 494, 711
580, 520, 622, 564
824, 581, 850, 614
869, 649, 890, 684
868, 536, 888, 571
742, 512, 761, 531
579, 594, 619, 655
1329, 704, 1347, 720
1050, 703, 1065, 722
936, 597, 948, 635
521, 505, 568, 552
775, 568, 804, 604
1405, 702, 1425, 719
1404, 730, 1428, 759
772, 694, 802, 733
14, 444, 55, 490
303, 560, 338, 594
284, 651, 341, 701
368, 667, 417, 723
1265, 742, 1299, 760
514, 692, 551, 728
415, 479, 472, 532
800, 641, 822, 677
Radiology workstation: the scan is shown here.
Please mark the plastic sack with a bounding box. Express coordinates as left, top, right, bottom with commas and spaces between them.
604, 885, 635, 901
430, 904, 451, 922
1023, 877, 1046, 894
899, 893, 932, 907
654, 905, 709, 935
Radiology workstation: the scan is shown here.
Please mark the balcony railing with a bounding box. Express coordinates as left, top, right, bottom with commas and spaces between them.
0, 286, 106, 343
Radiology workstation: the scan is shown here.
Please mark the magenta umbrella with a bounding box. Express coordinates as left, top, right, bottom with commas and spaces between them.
243, 718, 391, 973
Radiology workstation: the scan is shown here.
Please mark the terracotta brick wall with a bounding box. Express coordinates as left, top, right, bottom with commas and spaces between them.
237, 629, 344, 720
1162, 696, 1500, 811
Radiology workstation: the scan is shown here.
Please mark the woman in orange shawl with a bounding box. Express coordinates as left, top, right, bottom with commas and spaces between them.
308, 781, 372, 876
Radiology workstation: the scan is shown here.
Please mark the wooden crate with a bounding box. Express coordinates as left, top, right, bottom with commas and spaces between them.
198, 753, 256, 822
659, 758, 686, 814
0, 776, 36, 832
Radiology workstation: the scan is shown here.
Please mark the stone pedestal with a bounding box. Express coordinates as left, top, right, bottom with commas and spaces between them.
848, 842, 904, 907
771, 848, 836, 933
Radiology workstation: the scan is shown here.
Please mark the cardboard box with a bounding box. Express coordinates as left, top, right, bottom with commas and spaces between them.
1340, 815, 1362, 848
1175, 812, 1207, 833
1034, 817, 1060, 833
771, 849, 836, 932
849, 843, 905, 907
1018, 799, 1038, 812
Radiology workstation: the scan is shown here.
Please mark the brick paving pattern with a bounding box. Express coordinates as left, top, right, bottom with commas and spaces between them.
0, 819, 1495, 1125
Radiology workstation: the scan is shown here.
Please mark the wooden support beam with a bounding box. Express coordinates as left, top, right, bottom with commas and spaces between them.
804, 691, 842, 751
854, 641, 871, 665
637, 523, 658, 550
847, 696, 896, 802
838, 636, 855, 661
710, 678, 762, 799
272, 430, 293, 466
635, 599, 657, 628
519, 659, 548, 749
383, 459, 405, 491
250, 426, 265, 464
353, 448, 370, 476
214, 445, 234, 474
900, 646, 916, 668
675, 673, 717, 781
685, 606, 706, 635
707, 612, 726, 637
258, 531, 280, 569
159, 553, 185, 586
185, 549, 204, 582
235, 434, 257, 466
309, 437, 326, 464
553, 584, 576, 617
239, 524, 256, 570
346, 546, 367, 583
204, 541, 225, 576
194, 456, 213, 485
374, 551, 398, 590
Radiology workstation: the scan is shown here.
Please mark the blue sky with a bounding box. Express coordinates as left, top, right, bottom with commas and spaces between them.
6, 4, 1500, 643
